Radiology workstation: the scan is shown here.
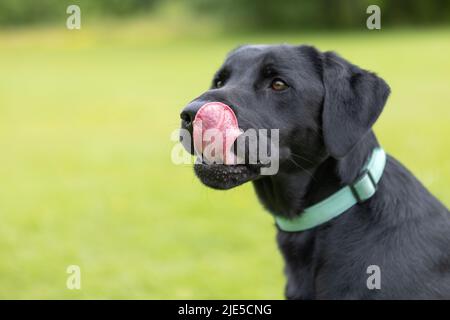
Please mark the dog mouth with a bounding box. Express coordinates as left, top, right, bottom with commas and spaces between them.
182, 101, 277, 189
194, 162, 262, 190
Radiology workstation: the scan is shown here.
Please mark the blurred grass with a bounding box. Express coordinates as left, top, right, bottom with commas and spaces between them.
0, 19, 449, 299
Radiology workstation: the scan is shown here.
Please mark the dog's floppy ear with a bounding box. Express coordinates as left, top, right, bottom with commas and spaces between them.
321, 51, 390, 158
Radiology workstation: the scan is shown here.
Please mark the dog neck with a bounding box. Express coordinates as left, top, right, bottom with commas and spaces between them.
252, 131, 380, 219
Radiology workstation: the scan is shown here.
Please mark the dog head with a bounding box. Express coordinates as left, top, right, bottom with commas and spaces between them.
180, 45, 390, 190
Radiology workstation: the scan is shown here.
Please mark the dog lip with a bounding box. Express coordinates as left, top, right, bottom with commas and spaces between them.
199, 160, 268, 168
193, 162, 261, 190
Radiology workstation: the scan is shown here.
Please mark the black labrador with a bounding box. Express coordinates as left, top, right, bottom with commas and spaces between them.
179, 45, 450, 299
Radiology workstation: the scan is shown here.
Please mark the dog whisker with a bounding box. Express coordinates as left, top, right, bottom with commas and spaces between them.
288, 157, 317, 181
290, 152, 315, 164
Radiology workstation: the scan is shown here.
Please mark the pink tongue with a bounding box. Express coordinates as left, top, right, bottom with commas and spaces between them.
193, 102, 241, 165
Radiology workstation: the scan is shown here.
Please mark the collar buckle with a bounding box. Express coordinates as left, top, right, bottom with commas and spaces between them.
350, 169, 378, 203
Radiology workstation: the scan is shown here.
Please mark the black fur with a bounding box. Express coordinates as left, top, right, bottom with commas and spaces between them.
180, 44, 450, 299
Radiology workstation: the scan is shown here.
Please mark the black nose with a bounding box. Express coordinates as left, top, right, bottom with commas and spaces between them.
180, 111, 192, 126
180, 101, 204, 127
180, 101, 205, 155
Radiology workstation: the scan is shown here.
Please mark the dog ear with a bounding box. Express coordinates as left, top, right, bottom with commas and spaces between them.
321, 51, 390, 158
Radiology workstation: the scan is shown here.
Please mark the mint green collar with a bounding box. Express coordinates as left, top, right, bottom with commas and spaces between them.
275, 147, 386, 232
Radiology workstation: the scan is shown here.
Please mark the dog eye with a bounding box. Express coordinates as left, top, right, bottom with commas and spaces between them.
214, 79, 225, 88
271, 79, 289, 91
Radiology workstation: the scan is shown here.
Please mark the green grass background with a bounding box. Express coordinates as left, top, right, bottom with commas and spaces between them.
0, 20, 449, 299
